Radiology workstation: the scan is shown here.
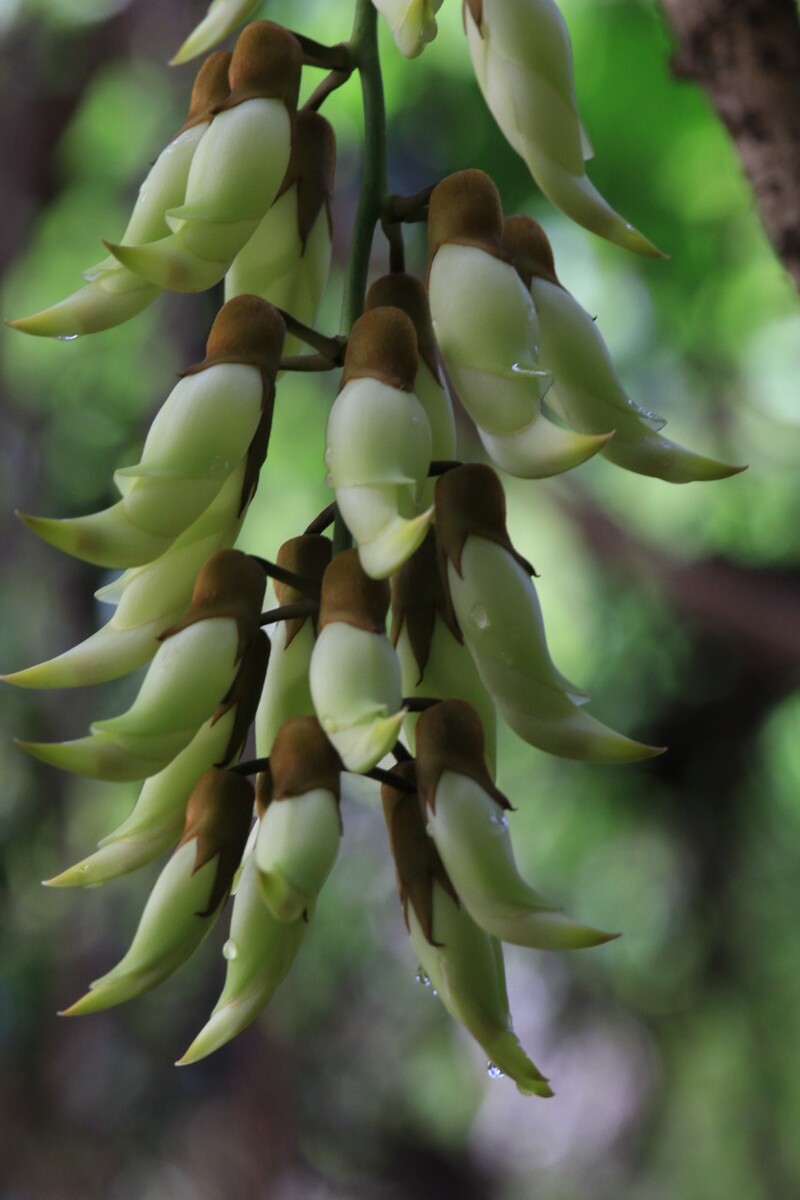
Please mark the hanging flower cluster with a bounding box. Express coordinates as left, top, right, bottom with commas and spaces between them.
5, 2, 742, 1096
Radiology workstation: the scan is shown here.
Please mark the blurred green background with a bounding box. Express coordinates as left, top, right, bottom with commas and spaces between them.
2, 1, 800, 1196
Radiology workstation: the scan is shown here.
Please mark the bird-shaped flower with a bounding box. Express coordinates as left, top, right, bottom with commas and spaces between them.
435, 464, 662, 762
107, 23, 302, 293
309, 550, 406, 773
463, 0, 663, 258
427, 170, 610, 478
372, 0, 444, 58
61, 768, 254, 1015
325, 306, 434, 579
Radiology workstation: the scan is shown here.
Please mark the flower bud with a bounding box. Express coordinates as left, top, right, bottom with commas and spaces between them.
436, 465, 661, 762
171, 1, 260, 65
177, 851, 307, 1064
373, 0, 444, 58
463, 0, 663, 258
382, 767, 552, 1097
327, 308, 433, 579
416, 701, 617, 949
61, 768, 254, 1015
7, 52, 232, 338
255, 535, 331, 756
21, 551, 265, 781
226, 111, 335, 357
428, 171, 609, 478
46, 634, 268, 887
255, 716, 342, 921
20, 297, 284, 569
502, 216, 744, 483
391, 530, 497, 772
309, 551, 405, 773
108, 24, 302, 292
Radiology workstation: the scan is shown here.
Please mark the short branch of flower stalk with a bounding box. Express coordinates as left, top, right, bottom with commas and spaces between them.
276, 310, 347, 363
250, 557, 322, 599
367, 766, 417, 794
381, 215, 405, 274
279, 352, 342, 373
302, 69, 352, 114
291, 32, 354, 74
305, 503, 337, 536
402, 697, 439, 712
393, 741, 413, 763
428, 459, 463, 476
384, 185, 435, 225
230, 757, 270, 777
260, 600, 319, 626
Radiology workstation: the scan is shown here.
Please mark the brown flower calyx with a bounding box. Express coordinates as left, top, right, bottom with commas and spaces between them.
415, 700, 509, 814
381, 761, 459, 945
427, 169, 508, 274
221, 21, 303, 115
159, 549, 266, 660
185, 295, 286, 378
179, 50, 232, 134
179, 767, 255, 916
274, 535, 332, 646
366, 274, 440, 383
434, 462, 535, 578
275, 110, 336, 250
502, 216, 561, 289
212, 630, 271, 766
318, 549, 390, 633
269, 716, 342, 804
391, 530, 461, 681
340, 307, 418, 394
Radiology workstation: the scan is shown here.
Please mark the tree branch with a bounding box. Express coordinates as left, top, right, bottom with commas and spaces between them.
659, 0, 800, 292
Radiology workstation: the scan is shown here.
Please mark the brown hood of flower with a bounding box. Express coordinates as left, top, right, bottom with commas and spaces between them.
391, 529, 461, 679
275, 535, 332, 647
318, 549, 390, 633
212, 630, 271, 766
427, 169, 507, 274
381, 761, 458, 944
276, 110, 336, 249
186, 295, 286, 377
366, 274, 440, 382
415, 700, 509, 813
159, 549, 266, 660
221, 21, 302, 113
180, 50, 232, 133
463, 0, 483, 28
270, 716, 342, 803
434, 463, 535, 578
502, 215, 561, 288
340, 307, 418, 393
179, 767, 254, 915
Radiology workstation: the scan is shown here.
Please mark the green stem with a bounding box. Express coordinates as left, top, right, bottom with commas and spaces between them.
333, 0, 389, 556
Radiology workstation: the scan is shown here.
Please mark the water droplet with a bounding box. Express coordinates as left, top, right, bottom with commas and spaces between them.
487, 1062, 505, 1079
468, 604, 489, 630
511, 362, 547, 379
489, 812, 509, 830
222, 939, 238, 961
56, 334, 79, 342
416, 965, 431, 988
78, 863, 91, 873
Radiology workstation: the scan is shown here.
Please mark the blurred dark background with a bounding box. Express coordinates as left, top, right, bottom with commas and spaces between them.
2, 1, 800, 1197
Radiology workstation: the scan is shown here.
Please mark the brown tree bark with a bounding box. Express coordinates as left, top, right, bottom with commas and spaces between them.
659, 0, 800, 292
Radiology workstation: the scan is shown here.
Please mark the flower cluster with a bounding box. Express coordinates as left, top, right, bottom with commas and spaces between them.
5, 2, 742, 1095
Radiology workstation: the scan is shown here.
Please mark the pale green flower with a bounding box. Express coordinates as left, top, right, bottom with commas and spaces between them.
171, 0, 261, 65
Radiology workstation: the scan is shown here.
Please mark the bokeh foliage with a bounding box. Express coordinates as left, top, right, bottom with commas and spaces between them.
1, 1, 799, 1197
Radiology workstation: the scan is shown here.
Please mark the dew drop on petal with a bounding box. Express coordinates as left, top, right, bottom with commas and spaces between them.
489, 811, 509, 830
222, 938, 238, 961
415, 965, 431, 988
468, 604, 489, 630
56, 334, 79, 342
487, 1062, 505, 1079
